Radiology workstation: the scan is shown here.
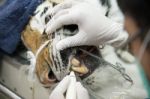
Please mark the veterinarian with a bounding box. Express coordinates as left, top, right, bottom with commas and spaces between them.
47, 0, 150, 98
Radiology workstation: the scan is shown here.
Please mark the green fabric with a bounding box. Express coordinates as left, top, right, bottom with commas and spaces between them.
137, 60, 150, 97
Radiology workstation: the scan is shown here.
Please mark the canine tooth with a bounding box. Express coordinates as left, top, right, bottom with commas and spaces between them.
71, 58, 80, 67
72, 65, 89, 74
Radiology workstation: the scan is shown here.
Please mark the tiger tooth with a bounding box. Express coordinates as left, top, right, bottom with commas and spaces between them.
72, 65, 89, 74
71, 58, 80, 67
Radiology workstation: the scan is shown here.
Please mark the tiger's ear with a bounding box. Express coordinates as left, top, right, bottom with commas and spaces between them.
21, 25, 42, 54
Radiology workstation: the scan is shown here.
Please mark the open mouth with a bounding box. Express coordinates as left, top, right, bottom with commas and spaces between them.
35, 41, 102, 87
41, 46, 101, 87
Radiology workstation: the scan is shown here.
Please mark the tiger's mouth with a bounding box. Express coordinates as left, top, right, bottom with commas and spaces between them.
39, 45, 101, 87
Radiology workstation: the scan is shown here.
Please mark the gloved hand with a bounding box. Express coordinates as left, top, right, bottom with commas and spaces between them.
49, 72, 89, 99
46, 0, 127, 50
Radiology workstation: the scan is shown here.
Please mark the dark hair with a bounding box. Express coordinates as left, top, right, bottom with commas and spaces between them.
117, 0, 150, 30
117, 0, 150, 51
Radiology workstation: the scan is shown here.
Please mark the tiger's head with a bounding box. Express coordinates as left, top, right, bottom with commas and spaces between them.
21, 0, 102, 87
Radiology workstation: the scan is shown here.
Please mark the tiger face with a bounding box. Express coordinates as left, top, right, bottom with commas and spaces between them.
22, 0, 102, 87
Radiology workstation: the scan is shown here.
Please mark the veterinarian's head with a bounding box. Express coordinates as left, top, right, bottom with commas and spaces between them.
117, 0, 150, 96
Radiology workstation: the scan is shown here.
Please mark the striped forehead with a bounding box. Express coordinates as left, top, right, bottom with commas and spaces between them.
30, 1, 55, 34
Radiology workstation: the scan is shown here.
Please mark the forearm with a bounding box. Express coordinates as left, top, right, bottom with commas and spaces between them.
106, 0, 129, 48
106, 24, 128, 48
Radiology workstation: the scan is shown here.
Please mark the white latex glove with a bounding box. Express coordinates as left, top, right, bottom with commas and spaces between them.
76, 82, 90, 99
49, 71, 89, 99
46, 0, 127, 50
